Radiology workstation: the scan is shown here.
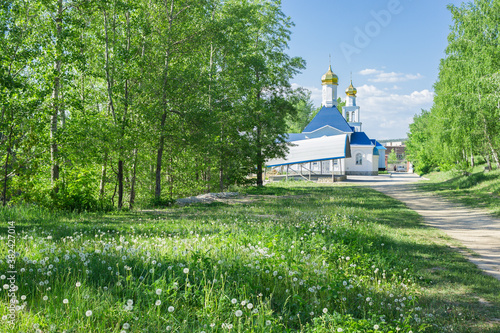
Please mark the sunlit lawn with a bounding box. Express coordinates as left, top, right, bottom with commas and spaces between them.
1, 183, 499, 332
418, 166, 500, 217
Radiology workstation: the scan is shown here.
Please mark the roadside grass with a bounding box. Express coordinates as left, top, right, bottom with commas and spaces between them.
0, 183, 499, 332
417, 166, 500, 216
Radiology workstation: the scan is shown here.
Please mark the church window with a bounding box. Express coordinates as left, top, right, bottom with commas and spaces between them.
356, 153, 362, 165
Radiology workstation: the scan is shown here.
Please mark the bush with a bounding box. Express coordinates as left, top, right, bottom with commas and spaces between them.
146, 196, 176, 208
50, 169, 99, 212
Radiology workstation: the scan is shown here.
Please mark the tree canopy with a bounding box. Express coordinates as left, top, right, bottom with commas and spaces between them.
0, 0, 305, 210
406, 0, 500, 174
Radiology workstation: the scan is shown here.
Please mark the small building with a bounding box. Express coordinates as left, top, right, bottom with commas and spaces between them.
267, 65, 384, 180
383, 141, 409, 172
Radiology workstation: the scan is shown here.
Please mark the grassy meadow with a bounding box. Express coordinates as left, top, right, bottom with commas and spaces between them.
1, 183, 500, 332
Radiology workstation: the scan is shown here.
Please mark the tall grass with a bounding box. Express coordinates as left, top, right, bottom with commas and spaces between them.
1, 184, 499, 332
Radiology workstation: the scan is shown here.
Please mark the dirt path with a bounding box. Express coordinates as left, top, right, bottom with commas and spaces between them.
344, 173, 500, 281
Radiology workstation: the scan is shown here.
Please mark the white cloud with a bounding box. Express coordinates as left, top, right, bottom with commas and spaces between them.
359, 68, 423, 83
356, 84, 434, 140
359, 68, 381, 76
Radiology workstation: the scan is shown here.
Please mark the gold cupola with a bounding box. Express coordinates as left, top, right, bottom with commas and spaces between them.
345, 80, 357, 97
321, 65, 338, 85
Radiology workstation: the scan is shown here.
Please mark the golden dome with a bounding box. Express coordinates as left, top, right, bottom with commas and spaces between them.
345, 80, 357, 96
321, 65, 338, 85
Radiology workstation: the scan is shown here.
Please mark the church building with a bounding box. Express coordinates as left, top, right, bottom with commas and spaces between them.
266, 65, 385, 179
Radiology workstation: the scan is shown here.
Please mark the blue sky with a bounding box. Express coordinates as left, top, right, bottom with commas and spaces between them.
281, 0, 465, 140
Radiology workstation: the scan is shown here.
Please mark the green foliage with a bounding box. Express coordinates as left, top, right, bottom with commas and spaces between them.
0, 0, 305, 209
406, 110, 437, 175
50, 168, 99, 212
287, 91, 317, 133
386, 151, 398, 165
407, 0, 500, 175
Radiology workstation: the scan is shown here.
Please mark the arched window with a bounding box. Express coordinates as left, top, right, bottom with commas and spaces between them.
356, 153, 362, 165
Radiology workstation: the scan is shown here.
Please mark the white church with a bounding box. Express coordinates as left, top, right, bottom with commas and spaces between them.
267, 65, 386, 180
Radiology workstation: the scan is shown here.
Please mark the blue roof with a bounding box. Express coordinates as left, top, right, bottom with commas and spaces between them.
303, 106, 353, 134
286, 133, 308, 142
351, 132, 374, 146
373, 147, 379, 156
371, 139, 387, 150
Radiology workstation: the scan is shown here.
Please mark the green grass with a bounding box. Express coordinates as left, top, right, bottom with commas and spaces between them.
1, 183, 499, 332
418, 166, 500, 216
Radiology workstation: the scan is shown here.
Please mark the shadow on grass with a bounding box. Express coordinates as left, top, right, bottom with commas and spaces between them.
416, 169, 500, 217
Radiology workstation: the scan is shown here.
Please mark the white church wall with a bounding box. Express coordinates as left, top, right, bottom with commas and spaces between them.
345, 147, 378, 175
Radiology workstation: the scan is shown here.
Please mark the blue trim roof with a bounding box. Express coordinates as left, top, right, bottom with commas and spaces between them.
286, 133, 308, 142
303, 106, 353, 134
351, 132, 374, 146
371, 139, 387, 150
